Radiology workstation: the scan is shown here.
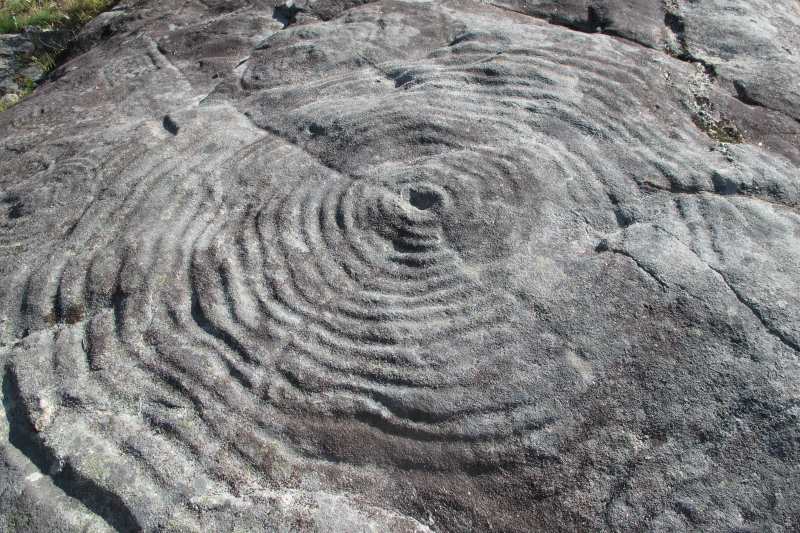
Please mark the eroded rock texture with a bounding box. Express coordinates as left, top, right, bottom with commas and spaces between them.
1, 1, 799, 531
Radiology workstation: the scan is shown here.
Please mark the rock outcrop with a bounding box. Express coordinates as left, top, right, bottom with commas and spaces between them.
1, 1, 799, 531
0, 28, 73, 106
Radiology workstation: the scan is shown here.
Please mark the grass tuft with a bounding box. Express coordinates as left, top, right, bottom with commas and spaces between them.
0, 0, 113, 33
31, 49, 57, 71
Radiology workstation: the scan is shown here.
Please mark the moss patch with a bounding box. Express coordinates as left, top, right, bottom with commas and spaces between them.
692, 95, 745, 144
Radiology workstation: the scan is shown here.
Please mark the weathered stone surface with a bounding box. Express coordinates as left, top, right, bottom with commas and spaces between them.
1, 0, 799, 531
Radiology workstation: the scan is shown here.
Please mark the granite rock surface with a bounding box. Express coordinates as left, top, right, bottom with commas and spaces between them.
1, 0, 799, 531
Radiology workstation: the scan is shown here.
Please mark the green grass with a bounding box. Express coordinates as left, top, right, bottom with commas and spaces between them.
0, 0, 113, 33
31, 49, 57, 70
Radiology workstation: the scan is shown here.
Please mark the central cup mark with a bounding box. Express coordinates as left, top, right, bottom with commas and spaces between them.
408, 187, 441, 211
